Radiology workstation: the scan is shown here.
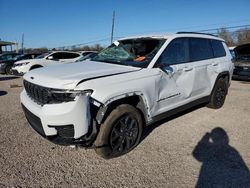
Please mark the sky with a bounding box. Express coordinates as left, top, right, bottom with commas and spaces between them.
0, 0, 250, 48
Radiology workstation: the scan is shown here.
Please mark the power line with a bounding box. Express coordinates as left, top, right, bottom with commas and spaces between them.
55, 24, 250, 49
197, 24, 250, 32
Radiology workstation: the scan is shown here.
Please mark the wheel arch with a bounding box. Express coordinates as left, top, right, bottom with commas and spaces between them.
93, 93, 150, 126
210, 71, 230, 97
29, 64, 43, 70
216, 71, 230, 83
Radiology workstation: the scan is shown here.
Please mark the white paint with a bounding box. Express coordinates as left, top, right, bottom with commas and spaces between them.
20, 33, 233, 140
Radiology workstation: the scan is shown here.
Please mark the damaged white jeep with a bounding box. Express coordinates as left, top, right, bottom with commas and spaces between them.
21, 32, 234, 158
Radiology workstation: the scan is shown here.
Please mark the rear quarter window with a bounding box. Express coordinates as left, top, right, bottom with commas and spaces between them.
211, 40, 226, 58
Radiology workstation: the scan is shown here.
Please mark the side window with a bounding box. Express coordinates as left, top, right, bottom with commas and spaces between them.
63, 52, 80, 59
189, 38, 213, 61
211, 40, 226, 58
51, 52, 64, 59
82, 52, 92, 56
157, 38, 189, 66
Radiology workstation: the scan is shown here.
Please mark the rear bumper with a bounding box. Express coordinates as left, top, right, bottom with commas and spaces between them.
21, 90, 92, 145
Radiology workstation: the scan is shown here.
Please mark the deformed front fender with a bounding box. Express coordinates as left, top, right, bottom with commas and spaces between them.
92, 92, 152, 125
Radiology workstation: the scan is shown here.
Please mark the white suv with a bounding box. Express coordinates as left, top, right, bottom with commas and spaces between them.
12, 51, 82, 75
21, 33, 234, 158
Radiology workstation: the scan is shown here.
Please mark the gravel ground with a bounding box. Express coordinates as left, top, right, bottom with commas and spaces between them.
0, 75, 249, 187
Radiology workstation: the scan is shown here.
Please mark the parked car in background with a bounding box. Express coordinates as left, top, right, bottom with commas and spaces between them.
229, 46, 236, 59
21, 32, 233, 158
0, 52, 21, 74
0, 53, 40, 74
0, 52, 20, 62
12, 51, 82, 75
75, 52, 98, 62
79, 51, 97, 57
232, 43, 250, 81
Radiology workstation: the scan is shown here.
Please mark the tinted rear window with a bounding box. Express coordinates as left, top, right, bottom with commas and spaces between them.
189, 38, 214, 61
211, 40, 226, 58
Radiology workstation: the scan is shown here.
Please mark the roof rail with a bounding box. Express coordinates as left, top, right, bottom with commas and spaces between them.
176, 32, 218, 37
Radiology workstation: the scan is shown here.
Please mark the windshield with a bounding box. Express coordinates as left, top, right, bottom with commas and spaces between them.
91, 38, 166, 68
35, 52, 50, 59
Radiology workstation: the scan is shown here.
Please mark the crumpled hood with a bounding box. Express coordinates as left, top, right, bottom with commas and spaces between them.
23, 61, 140, 89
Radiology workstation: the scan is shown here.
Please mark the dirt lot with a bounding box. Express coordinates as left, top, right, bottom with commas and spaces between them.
0, 75, 249, 187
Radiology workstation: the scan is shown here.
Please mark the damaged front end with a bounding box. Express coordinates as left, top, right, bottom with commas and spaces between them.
21, 80, 99, 147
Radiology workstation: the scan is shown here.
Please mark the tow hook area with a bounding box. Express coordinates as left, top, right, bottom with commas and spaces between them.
67, 120, 98, 149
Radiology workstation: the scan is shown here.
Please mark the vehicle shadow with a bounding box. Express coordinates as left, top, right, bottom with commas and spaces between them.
193, 127, 250, 187
0, 76, 20, 81
141, 103, 205, 142
0, 90, 8, 96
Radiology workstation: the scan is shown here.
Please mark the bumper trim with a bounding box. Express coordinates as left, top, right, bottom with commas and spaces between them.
22, 104, 46, 137
21, 103, 97, 147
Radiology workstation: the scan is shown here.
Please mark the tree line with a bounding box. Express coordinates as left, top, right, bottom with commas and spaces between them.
23, 27, 250, 54
24, 43, 105, 54
218, 28, 250, 47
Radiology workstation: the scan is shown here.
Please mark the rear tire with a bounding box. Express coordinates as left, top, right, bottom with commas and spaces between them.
95, 104, 143, 159
207, 77, 228, 109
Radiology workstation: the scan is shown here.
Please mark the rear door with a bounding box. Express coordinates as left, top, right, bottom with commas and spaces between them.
188, 37, 215, 97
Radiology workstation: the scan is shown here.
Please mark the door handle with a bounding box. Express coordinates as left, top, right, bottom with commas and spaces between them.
183, 67, 193, 72
212, 63, 218, 66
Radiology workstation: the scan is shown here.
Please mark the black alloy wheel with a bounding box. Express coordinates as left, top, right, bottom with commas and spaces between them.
95, 104, 143, 159
215, 86, 226, 107
110, 114, 139, 154
5, 66, 13, 75
207, 77, 228, 109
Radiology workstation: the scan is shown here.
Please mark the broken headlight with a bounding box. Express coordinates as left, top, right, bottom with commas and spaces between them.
50, 89, 93, 102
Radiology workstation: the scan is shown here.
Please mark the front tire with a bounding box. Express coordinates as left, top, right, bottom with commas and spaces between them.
5, 66, 13, 75
95, 104, 143, 159
207, 77, 228, 109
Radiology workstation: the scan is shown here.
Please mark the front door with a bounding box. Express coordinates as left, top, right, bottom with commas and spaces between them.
154, 37, 196, 115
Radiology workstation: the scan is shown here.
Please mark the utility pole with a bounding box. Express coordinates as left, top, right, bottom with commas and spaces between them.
21, 33, 24, 54
111, 11, 115, 44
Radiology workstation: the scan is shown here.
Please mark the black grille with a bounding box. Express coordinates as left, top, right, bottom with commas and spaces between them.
21, 104, 46, 137
23, 80, 50, 105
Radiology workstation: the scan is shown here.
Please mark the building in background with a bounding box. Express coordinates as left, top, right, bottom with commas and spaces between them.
0, 40, 18, 54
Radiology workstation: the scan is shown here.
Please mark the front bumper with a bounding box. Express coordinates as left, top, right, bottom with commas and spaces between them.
233, 67, 250, 81
11, 69, 24, 76
12, 65, 28, 75
20, 90, 91, 145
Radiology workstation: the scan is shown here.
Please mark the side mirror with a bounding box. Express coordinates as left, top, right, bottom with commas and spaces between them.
47, 56, 54, 60
155, 63, 165, 69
